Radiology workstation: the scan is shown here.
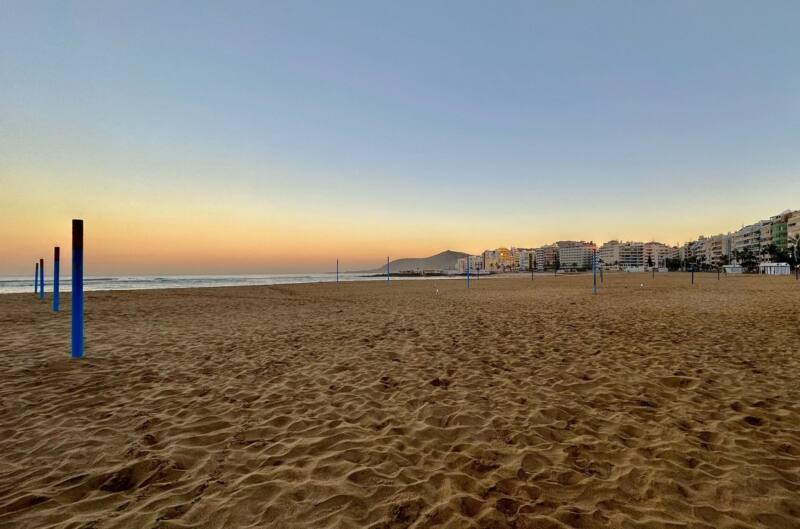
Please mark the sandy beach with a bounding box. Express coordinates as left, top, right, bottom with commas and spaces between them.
1, 273, 799, 529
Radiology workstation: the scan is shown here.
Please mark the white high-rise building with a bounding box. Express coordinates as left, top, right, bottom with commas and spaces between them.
599, 240, 644, 269
557, 241, 596, 271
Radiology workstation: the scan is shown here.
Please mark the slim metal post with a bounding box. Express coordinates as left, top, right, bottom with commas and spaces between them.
336, 258, 339, 284
71, 220, 84, 359
530, 254, 533, 280
592, 250, 597, 294
39, 258, 44, 300
691, 266, 695, 285
467, 256, 470, 288
386, 256, 390, 283
53, 247, 60, 312
34, 262, 39, 294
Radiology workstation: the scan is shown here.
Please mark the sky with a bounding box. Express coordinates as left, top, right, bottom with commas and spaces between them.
2, 1, 799, 275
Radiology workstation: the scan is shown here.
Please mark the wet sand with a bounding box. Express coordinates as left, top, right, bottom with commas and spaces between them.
1, 273, 799, 529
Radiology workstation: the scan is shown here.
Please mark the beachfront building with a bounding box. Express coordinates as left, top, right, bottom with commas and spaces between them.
456, 255, 486, 274
684, 234, 731, 268
496, 247, 516, 271
643, 242, 678, 269
516, 248, 535, 271
764, 210, 795, 251
733, 221, 768, 255
481, 248, 516, 272
534, 245, 559, 272
772, 222, 788, 249
557, 241, 596, 271
679, 238, 710, 269
711, 234, 732, 265
598, 240, 621, 268
789, 211, 800, 240
619, 241, 644, 270
482, 250, 498, 272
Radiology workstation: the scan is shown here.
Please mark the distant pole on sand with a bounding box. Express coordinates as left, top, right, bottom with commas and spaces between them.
38, 258, 44, 300
336, 258, 339, 284
386, 256, 390, 283
717, 267, 720, 281
53, 247, 60, 312
592, 250, 597, 295
467, 256, 470, 288
71, 219, 84, 359
691, 266, 695, 285
530, 254, 533, 280
34, 262, 39, 294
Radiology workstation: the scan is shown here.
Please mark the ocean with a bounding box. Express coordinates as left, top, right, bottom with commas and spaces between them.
0, 273, 457, 294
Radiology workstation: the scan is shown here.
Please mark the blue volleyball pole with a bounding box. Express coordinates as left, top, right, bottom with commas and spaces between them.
592, 249, 597, 295
386, 256, 390, 283
53, 247, 60, 312
34, 262, 39, 294
467, 256, 470, 288
38, 258, 44, 300
71, 219, 84, 359
336, 258, 339, 284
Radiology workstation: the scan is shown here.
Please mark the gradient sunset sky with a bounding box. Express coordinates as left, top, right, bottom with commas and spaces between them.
2, 1, 799, 275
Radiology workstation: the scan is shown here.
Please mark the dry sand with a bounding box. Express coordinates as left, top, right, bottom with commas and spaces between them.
1, 273, 799, 529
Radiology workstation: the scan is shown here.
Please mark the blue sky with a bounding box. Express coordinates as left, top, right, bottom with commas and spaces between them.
2, 1, 799, 273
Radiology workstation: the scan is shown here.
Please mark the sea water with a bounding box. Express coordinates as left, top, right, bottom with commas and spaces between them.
0, 273, 455, 294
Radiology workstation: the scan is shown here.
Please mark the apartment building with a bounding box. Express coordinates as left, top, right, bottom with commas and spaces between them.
619, 241, 644, 269
643, 242, 677, 268
706, 233, 732, 265
598, 240, 645, 269
789, 211, 800, 240
516, 248, 535, 271
456, 255, 485, 274
598, 240, 621, 268
534, 245, 559, 271
482, 248, 516, 271
557, 241, 596, 271
733, 220, 768, 255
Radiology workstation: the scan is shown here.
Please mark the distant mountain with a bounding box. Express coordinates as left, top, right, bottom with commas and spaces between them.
353, 250, 469, 273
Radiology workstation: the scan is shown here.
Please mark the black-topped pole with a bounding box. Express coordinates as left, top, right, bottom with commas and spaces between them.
71, 219, 84, 359
53, 247, 60, 312
38, 258, 44, 300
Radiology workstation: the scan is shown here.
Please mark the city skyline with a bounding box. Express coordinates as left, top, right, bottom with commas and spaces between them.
3, 1, 800, 275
